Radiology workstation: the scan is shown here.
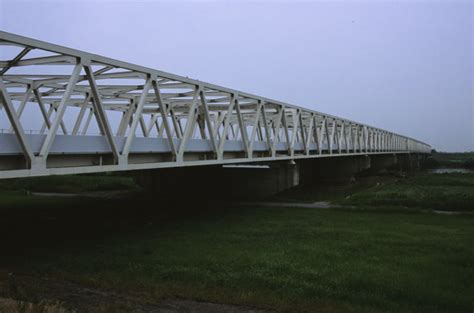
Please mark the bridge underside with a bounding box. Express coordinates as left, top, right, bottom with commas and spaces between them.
133, 153, 426, 200
0, 31, 430, 179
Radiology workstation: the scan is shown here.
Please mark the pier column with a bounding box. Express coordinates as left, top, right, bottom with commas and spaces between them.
131, 161, 300, 200
298, 155, 371, 184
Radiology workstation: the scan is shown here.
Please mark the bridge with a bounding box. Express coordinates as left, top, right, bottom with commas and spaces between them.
0, 31, 430, 186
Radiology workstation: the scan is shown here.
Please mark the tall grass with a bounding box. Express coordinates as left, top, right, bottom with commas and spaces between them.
341, 173, 474, 211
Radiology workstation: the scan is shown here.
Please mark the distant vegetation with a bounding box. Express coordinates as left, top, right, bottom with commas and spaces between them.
424, 151, 474, 169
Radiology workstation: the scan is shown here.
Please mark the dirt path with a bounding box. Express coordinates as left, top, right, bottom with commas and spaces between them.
0, 273, 274, 313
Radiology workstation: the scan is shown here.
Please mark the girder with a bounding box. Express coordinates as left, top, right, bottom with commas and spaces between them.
0, 31, 430, 179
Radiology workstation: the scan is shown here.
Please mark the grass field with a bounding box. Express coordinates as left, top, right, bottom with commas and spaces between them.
0, 171, 473, 313
0, 174, 138, 194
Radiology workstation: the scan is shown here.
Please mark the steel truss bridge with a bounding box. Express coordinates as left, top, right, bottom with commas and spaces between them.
0, 31, 430, 179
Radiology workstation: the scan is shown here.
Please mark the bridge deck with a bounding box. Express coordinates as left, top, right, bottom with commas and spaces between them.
0, 31, 430, 179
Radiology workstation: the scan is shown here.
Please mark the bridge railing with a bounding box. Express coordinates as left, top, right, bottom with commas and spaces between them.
0, 31, 431, 178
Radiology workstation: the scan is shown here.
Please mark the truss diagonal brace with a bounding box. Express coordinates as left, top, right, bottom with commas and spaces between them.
0, 79, 35, 166
234, 96, 250, 157
38, 62, 82, 159
121, 76, 152, 158
84, 64, 121, 163
248, 100, 263, 155
177, 87, 200, 162
0, 47, 31, 75
199, 89, 218, 157
259, 102, 273, 155
152, 78, 177, 158
217, 95, 236, 159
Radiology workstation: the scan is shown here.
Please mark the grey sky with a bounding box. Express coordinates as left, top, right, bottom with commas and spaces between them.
1, 0, 472, 151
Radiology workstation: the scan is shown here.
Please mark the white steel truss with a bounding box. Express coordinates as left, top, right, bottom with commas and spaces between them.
0, 31, 430, 179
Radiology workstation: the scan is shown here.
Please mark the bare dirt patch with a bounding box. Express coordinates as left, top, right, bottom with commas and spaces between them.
0, 273, 274, 313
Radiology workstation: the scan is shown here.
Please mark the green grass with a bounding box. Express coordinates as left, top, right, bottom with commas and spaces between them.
0, 172, 473, 313
340, 173, 474, 211
273, 176, 397, 203
0, 174, 140, 212
5, 205, 473, 313
0, 174, 138, 194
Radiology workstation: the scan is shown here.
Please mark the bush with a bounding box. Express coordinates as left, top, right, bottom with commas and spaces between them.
462, 158, 474, 169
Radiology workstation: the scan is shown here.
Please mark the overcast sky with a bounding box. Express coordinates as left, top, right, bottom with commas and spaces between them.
1, 0, 472, 151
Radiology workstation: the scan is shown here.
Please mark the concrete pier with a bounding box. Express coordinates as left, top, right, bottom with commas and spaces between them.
298, 155, 371, 184
132, 161, 300, 200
